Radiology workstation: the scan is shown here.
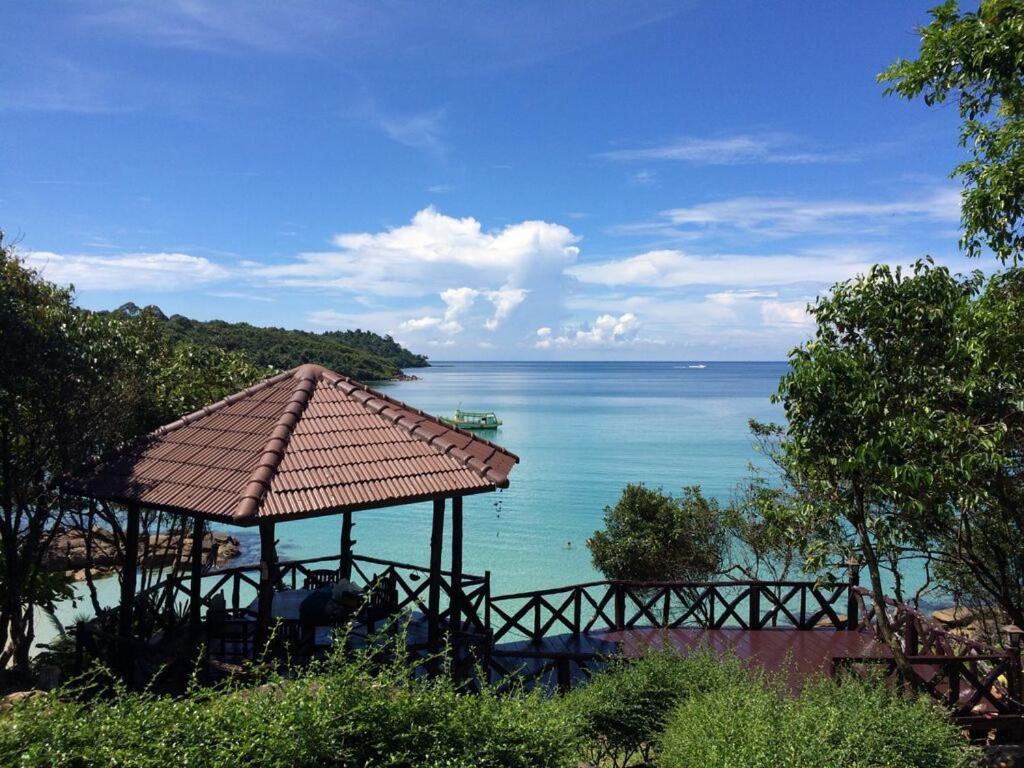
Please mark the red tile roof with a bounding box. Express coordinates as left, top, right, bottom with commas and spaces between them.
69, 364, 518, 525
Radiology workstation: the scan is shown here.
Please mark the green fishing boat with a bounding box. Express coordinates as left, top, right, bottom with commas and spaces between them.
440, 409, 502, 430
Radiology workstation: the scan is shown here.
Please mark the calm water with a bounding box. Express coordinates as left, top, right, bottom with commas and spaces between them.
275, 361, 787, 594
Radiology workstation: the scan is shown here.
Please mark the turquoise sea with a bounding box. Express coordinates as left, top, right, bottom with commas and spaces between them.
278, 360, 787, 594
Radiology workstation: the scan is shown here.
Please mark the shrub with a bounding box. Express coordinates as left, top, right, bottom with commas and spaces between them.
565, 650, 746, 767
588, 484, 728, 581
659, 673, 977, 768
0, 649, 581, 768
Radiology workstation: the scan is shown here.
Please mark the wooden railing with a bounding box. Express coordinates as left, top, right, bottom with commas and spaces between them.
850, 586, 1024, 726
488, 578, 856, 644
112, 558, 1024, 738
124, 553, 489, 643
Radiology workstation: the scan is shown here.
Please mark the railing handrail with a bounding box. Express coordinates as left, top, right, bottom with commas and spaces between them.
490, 577, 850, 602
199, 552, 484, 583
853, 586, 1005, 656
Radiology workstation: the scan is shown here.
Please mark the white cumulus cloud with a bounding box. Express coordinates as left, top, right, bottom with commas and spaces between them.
23, 250, 228, 290
567, 249, 880, 289
536, 312, 642, 349
761, 300, 813, 328
253, 207, 579, 297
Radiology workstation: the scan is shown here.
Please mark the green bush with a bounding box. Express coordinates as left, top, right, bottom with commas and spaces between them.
565, 650, 747, 767
659, 673, 976, 768
0, 644, 980, 768
0, 650, 580, 768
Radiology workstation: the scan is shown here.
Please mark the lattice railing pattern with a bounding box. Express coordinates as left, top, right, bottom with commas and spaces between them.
489, 579, 854, 643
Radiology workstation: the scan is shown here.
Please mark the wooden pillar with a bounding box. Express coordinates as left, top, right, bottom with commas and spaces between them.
189, 516, 204, 630
450, 496, 464, 636
118, 503, 140, 680
427, 497, 446, 647
339, 509, 354, 580
255, 521, 277, 656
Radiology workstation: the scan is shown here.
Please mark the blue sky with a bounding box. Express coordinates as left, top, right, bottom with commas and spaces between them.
1, 1, 989, 360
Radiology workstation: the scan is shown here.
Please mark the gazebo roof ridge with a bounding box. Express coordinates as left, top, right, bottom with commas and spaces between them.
69, 362, 519, 524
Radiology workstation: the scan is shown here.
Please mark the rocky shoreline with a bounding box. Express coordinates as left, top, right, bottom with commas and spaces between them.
43, 526, 242, 581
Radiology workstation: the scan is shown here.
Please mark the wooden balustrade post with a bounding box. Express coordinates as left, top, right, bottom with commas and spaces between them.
484, 571, 491, 632
450, 496, 464, 638
427, 497, 446, 649
846, 559, 860, 630
254, 521, 277, 657
904, 616, 919, 656
231, 573, 240, 611
613, 583, 626, 630
118, 503, 140, 683
189, 516, 204, 632
573, 588, 582, 635
339, 509, 354, 580
1003, 625, 1024, 706
748, 583, 761, 630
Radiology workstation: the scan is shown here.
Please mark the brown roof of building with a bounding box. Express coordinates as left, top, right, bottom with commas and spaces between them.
68, 364, 518, 525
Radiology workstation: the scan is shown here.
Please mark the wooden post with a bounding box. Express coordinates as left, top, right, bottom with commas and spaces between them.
1003, 625, 1024, 705
339, 509, 354, 580
846, 559, 860, 630
613, 583, 626, 630
118, 503, 140, 680
189, 516, 204, 631
427, 497, 446, 648
748, 582, 761, 630
450, 496, 464, 637
255, 521, 277, 656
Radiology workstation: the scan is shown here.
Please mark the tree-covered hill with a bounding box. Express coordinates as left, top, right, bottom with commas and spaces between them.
112, 303, 429, 381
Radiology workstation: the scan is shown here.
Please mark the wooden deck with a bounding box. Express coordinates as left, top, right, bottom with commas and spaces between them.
490, 626, 892, 691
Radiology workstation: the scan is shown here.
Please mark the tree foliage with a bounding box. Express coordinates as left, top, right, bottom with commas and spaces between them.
0, 238, 269, 686
769, 260, 1024, 655
587, 484, 727, 582
113, 303, 429, 381
881, 0, 1024, 263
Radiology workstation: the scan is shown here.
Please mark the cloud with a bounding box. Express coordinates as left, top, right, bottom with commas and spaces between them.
484, 287, 528, 330
656, 189, 961, 238
761, 300, 813, 328
706, 289, 779, 304
77, 1, 347, 53
24, 250, 228, 290
208, 290, 275, 302
567, 249, 880, 289
599, 134, 855, 165
253, 207, 580, 297
441, 287, 479, 320
536, 312, 642, 349
630, 169, 656, 185
399, 316, 443, 331
377, 109, 447, 154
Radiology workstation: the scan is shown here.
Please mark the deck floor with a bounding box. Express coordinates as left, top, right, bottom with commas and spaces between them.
491, 627, 893, 690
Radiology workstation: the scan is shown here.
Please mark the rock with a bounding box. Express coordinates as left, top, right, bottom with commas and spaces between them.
932, 606, 979, 628
44, 526, 241, 574
0, 690, 44, 710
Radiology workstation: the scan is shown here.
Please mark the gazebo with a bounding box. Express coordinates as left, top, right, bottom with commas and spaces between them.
69, 363, 518, 665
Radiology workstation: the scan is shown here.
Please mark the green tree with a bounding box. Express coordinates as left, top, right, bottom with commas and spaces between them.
588, 484, 727, 582
768, 260, 1024, 669
0, 235, 268, 686
724, 474, 804, 581
880, 0, 1024, 263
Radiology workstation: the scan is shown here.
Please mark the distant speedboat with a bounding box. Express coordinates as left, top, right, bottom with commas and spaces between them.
688, 364, 707, 369
440, 409, 502, 430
